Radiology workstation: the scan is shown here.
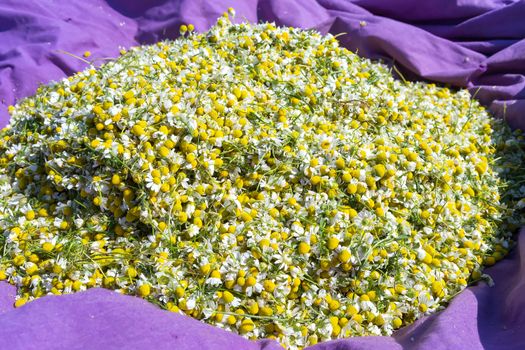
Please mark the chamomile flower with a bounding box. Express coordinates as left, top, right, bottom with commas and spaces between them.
0, 11, 524, 349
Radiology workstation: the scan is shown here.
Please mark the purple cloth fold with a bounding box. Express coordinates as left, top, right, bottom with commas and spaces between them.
1, 1, 524, 349
0, 284, 282, 350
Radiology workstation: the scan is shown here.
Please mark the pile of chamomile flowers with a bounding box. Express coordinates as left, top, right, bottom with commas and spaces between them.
1, 9, 525, 349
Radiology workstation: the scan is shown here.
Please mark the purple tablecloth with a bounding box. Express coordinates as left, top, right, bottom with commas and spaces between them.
0, 1, 524, 349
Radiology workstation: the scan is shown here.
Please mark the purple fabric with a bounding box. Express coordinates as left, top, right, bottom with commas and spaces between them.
0, 284, 282, 350
1, 0, 525, 349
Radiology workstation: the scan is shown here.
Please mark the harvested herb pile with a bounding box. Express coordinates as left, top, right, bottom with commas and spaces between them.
1, 10, 525, 348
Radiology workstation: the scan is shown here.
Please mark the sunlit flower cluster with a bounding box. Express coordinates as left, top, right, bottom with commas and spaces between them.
1, 10, 524, 349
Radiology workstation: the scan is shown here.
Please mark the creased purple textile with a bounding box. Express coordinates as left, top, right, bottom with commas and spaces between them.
1, 0, 525, 349
0, 284, 282, 350
1, 0, 525, 130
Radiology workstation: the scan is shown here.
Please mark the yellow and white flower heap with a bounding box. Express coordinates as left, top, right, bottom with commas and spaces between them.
1, 9, 525, 349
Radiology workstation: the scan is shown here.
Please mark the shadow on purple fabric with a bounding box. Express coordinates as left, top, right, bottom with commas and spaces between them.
0, 0, 524, 349
105, 0, 170, 18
